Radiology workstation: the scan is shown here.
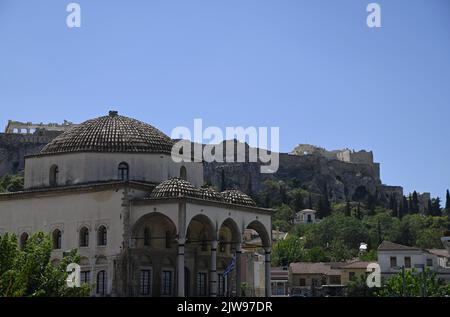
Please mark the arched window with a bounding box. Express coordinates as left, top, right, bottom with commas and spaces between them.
96, 270, 107, 295
49, 165, 59, 187
20, 232, 29, 249
98, 226, 107, 246
118, 162, 129, 181
180, 166, 187, 180
52, 229, 62, 250
144, 227, 151, 247
79, 227, 89, 247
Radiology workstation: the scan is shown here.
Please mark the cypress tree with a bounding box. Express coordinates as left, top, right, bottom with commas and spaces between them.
345, 201, 351, 217
308, 193, 313, 210
412, 191, 419, 213
446, 189, 450, 211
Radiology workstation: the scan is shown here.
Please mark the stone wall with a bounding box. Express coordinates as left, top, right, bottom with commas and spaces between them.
0, 131, 60, 176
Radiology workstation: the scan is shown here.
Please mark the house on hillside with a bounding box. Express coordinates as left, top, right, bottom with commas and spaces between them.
377, 240, 450, 282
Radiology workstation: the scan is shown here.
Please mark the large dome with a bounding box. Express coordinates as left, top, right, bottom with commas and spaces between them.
40, 111, 174, 155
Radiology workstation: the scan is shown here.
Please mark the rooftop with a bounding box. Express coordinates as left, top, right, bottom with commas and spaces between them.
39, 111, 174, 155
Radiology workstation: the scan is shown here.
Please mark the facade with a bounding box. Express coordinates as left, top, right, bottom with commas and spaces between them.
0, 111, 273, 297
288, 261, 376, 296
293, 209, 318, 224
378, 241, 450, 281
270, 267, 289, 296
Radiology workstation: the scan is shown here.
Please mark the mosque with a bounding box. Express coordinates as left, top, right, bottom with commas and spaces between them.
0, 111, 272, 297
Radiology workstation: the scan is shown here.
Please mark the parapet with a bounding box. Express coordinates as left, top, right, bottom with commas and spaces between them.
4, 120, 77, 134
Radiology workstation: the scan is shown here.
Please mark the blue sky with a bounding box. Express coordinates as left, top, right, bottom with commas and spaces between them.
0, 0, 449, 199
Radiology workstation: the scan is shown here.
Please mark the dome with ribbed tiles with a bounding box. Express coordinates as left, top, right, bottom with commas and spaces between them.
40, 111, 173, 155
150, 178, 201, 199
221, 190, 256, 207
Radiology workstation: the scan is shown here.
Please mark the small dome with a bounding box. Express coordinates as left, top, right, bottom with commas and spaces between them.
150, 178, 201, 199
199, 187, 224, 202
40, 111, 174, 155
221, 190, 256, 207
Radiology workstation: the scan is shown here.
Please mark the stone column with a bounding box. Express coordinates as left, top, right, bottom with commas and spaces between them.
210, 240, 218, 297
264, 248, 272, 297
177, 238, 186, 297
235, 244, 242, 297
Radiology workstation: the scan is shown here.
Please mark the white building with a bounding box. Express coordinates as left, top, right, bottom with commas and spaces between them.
294, 209, 318, 224
377, 240, 450, 281
0, 111, 273, 297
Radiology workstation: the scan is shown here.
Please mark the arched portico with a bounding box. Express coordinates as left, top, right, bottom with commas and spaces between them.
245, 220, 272, 297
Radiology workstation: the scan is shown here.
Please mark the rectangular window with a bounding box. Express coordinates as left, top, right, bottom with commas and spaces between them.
349, 272, 356, 280
329, 275, 341, 285
81, 271, 90, 285
162, 270, 172, 296
96, 271, 107, 295
218, 274, 225, 296
390, 257, 397, 268
405, 257, 412, 268
299, 278, 306, 286
426, 258, 433, 267
140, 269, 152, 296
197, 272, 207, 296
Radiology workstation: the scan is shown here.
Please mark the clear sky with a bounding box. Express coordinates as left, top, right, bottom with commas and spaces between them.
0, 0, 449, 199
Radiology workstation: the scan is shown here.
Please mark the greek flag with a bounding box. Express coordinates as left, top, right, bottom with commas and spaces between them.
223, 255, 236, 277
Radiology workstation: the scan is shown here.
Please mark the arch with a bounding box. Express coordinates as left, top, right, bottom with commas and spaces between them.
79, 227, 89, 247
49, 164, 59, 187
143, 226, 151, 246
118, 162, 129, 181
186, 214, 216, 249
97, 225, 107, 246
96, 256, 108, 266
52, 229, 62, 250
353, 185, 368, 201
132, 212, 178, 249
218, 218, 241, 254
180, 166, 187, 180
20, 232, 29, 249
245, 220, 271, 248
79, 256, 90, 266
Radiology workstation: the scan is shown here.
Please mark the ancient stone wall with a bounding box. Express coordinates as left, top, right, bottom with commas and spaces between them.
0, 131, 61, 176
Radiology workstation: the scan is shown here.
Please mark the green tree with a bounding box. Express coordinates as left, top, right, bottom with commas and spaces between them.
289, 189, 304, 212
272, 235, 306, 266
411, 191, 419, 213
446, 189, 450, 211
377, 269, 450, 297
272, 204, 295, 232
0, 174, 24, 193
430, 197, 442, 216
345, 201, 351, 217
346, 274, 376, 297
0, 232, 90, 297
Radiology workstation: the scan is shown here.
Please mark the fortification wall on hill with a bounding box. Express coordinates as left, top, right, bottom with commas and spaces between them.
0, 131, 60, 176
